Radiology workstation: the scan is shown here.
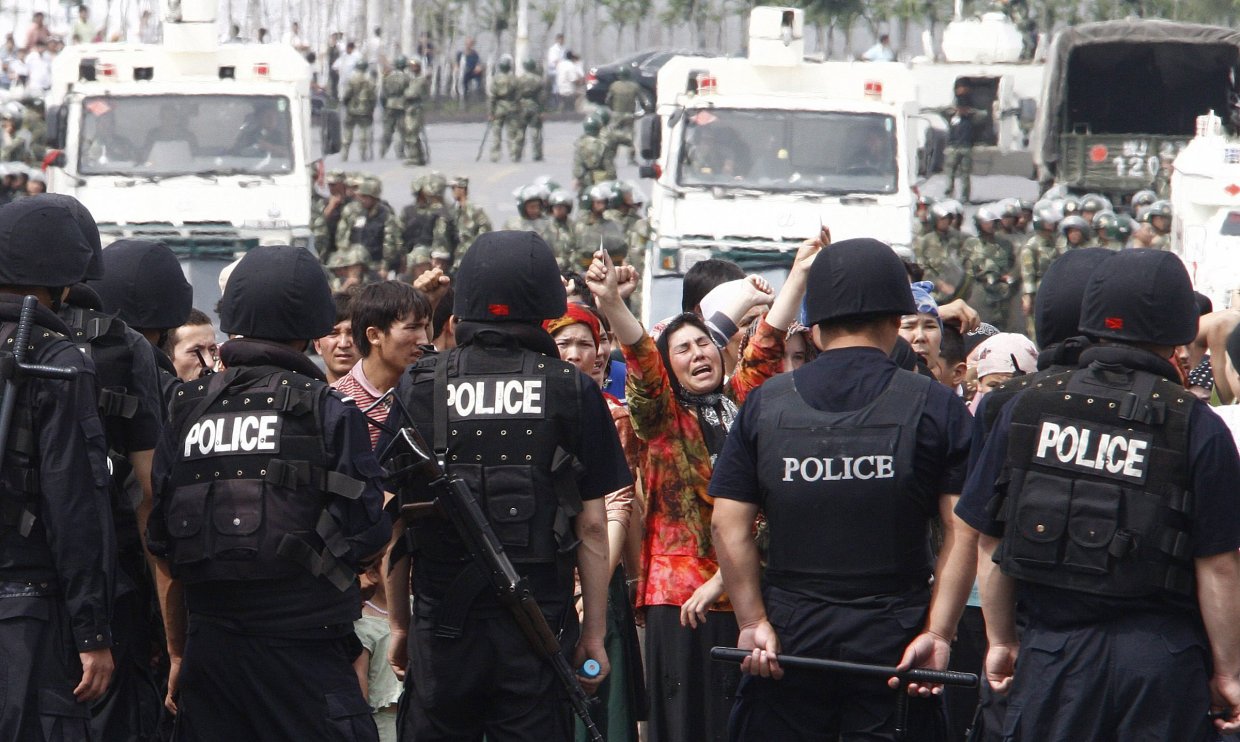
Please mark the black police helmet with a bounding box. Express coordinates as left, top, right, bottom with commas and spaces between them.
1079, 249, 1198, 347
39, 194, 104, 280
1033, 247, 1111, 349
0, 198, 93, 287
219, 245, 335, 341
803, 238, 916, 326
92, 239, 192, 330
454, 230, 566, 322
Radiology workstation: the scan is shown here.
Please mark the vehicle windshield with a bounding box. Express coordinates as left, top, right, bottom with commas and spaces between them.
77, 95, 294, 176
677, 109, 898, 194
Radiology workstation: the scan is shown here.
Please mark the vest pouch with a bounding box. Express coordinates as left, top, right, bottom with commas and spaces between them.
209, 478, 264, 561
1008, 470, 1067, 568
485, 466, 538, 549
166, 483, 210, 566
1063, 480, 1120, 575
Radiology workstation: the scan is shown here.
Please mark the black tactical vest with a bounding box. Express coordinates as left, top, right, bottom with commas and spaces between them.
754, 369, 934, 584
350, 203, 394, 263
164, 366, 364, 590
995, 364, 1196, 597
400, 205, 458, 256
0, 321, 73, 582
397, 341, 584, 566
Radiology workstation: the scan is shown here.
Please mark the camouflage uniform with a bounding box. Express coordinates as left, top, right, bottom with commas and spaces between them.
515, 65, 546, 162
1019, 231, 1063, 336
573, 131, 611, 199
404, 69, 431, 166
336, 197, 402, 274
941, 106, 988, 203
380, 66, 411, 158
488, 63, 518, 163
502, 215, 553, 245
571, 212, 628, 270
325, 244, 375, 292
964, 233, 1019, 329
605, 76, 641, 164
341, 68, 377, 161
454, 203, 492, 256
545, 217, 576, 268
401, 188, 459, 271
914, 227, 970, 304
21, 106, 45, 165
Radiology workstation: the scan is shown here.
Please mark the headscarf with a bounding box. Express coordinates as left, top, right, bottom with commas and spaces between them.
542, 302, 601, 348
909, 280, 942, 329
655, 312, 737, 461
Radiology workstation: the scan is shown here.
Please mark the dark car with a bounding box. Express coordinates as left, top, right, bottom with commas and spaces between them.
584, 48, 713, 110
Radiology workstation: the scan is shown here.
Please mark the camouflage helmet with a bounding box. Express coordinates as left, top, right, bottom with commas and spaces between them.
345, 172, 365, 190
326, 170, 346, 185
974, 204, 1003, 227
1079, 193, 1112, 215
421, 171, 448, 197
1090, 209, 1119, 233
393, 55, 408, 69
357, 176, 382, 198
549, 189, 575, 210
408, 246, 432, 266
998, 197, 1022, 219
1100, 214, 1136, 244
355, 59, 369, 72
410, 173, 427, 195
522, 58, 537, 73
1060, 214, 1093, 239
1030, 201, 1063, 232
497, 55, 513, 72
448, 175, 469, 189
1130, 189, 1157, 212
327, 244, 370, 269
583, 116, 602, 135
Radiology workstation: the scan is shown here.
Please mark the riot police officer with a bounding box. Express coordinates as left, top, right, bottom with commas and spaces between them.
956, 248, 1240, 740
711, 237, 974, 741
147, 245, 390, 739
90, 239, 195, 407
0, 197, 117, 739
384, 230, 629, 740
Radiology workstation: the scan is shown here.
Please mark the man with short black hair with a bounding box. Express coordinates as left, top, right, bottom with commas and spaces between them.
315, 290, 361, 385
682, 258, 745, 314
334, 280, 432, 447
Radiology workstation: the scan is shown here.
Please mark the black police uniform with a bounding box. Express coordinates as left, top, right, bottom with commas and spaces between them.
386, 231, 629, 741
146, 247, 389, 740
955, 250, 1240, 741
0, 202, 116, 740
709, 239, 972, 741
61, 293, 168, 741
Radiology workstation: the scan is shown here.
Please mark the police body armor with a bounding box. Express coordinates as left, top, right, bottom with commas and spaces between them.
398, 340, 584, 568
400, 205, 457, 256
995, 364, 1196, 598
163, 367, 363, 590
754, 370, 935, 586
350, 203, 393, 264
0, 321, 73, 585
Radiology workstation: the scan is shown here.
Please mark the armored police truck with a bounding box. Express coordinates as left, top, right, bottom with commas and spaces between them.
637, 7, 925, 325
43, 0, 334, 311
1031, 20, 1240, 203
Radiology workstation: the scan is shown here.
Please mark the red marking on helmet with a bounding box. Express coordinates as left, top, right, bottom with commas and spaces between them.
488, 304, 510, 317
1105, 317, 1124, 330
1089, 145, 1108, 163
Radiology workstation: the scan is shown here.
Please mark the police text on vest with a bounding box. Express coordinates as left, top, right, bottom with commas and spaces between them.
782, 456, 895, 482
1033, 417, 1152, 484
183, 413, 282, 459
447, 377, 546, 420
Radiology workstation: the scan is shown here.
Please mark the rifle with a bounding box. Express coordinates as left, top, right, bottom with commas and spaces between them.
0, 296, 79, 477
711, 647, 978, 741
386, 425, 604, 742
475, 120, 491, 162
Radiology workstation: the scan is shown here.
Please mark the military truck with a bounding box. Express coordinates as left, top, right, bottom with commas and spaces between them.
1031, 20, 1240, 202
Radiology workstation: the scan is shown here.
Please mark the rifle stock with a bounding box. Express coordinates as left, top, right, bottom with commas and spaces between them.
390, 427, 604, 742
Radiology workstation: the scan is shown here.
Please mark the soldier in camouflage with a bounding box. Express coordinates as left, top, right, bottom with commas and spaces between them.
325, 244, 375, 291
912, 195, 935, 238
335, 176, 401, 274
503, 184, 553, 243
545, 189, 577, 268
341, 60, 377, 161
573, 117, 611, 200
0, 107, 31, 164
401, 171, 459, 270
514, 59, 547, 162
380, 56, 411, 159
940, 83, 989, 203
311, 170, 351, 260
1057, 214, 1097, 252
449, 176, 492, 257
1132, 200, 1172, 250
590, 107, 621, 179
1019, 200, 1065, 335
605, 66, 642, 165
964, 205, 1019, 330
914, 200, 970, 304
404, 59, 431, 166
572, 183, 628, 270
488, 56, 519, 163
20, 99, 45, 165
